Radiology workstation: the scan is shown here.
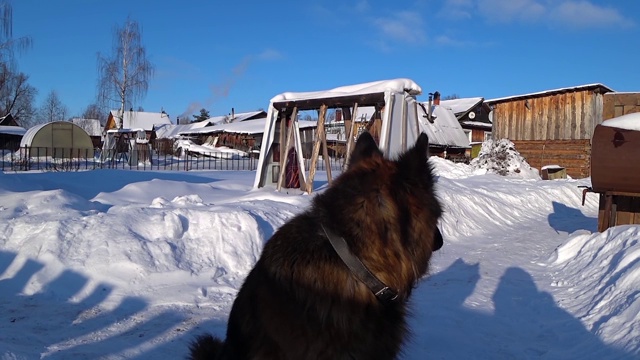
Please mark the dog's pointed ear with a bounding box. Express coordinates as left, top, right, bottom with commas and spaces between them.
413, 132, 430, 158
398, 132, 431, 174
348, 131, 382, 168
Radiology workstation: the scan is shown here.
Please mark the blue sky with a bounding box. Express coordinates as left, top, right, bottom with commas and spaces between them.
12, 0, 640, 122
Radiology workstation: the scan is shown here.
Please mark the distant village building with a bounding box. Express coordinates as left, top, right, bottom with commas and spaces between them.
440, 96, 493, 158
72, 118, 103, 148
104, 109, 172, 141
0, 114, 26, 150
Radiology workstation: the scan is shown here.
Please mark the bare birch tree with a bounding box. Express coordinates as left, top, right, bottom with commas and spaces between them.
37, 90, 68, 123
97, 17, 153, 127
0, 1, 35, 126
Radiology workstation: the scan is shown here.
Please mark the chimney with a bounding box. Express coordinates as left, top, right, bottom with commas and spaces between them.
433, 91, 441, 106
231, 107, 235, 120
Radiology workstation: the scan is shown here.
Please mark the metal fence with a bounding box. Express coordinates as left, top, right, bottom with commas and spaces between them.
0, 147, 346, 173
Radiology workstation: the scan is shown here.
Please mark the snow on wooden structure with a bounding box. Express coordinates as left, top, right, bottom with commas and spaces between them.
253, 78, 426, 193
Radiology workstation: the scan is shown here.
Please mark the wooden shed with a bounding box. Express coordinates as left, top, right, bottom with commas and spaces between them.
486, 83, 613, 178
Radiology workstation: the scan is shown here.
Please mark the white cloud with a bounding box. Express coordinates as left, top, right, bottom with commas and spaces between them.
551, 1, 634, 29
372, 11, 427, 45
474, 0, 633, 29
477, 0, 546, 23
438, 0, 474, 20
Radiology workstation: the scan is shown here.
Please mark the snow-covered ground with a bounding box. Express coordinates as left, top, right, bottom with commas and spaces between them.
0, 156, 638, 359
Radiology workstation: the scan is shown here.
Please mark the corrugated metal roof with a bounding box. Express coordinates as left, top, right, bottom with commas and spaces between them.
485, 83, 614, 104
418, 104, 470, 149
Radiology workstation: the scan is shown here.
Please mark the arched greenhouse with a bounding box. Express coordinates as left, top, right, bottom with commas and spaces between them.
20, 121, 95, 159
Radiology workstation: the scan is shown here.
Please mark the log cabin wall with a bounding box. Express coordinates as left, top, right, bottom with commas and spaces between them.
603, 92, 640, 120
489, 85, 611, 178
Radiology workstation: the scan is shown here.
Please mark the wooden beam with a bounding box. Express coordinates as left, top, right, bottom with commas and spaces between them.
343, 103, 359, 170
276, 107, 298, 191
307, 105, 328, 193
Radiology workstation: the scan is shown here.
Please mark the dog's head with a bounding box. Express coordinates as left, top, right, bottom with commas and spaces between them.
317, 131, 443, 287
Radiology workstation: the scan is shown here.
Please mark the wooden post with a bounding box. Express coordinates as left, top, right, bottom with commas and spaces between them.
307, 104, 328, 193
343, 103, 358, 170
276, 107, 298, 191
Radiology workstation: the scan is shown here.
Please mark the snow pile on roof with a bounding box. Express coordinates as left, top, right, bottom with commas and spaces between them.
601, 112, 640, 131
470, 138, 540, 179
207, 110, 266, 126
272, 78, 422, 103
154, 121, 212, 139
440, 97, 483, 115
0, 125, 26, 136
111, 110, 172, 131
182, 118, 316, 136
72, 118, 102, 136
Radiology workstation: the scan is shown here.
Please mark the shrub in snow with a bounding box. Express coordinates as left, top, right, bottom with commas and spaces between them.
470, 138, 539, 179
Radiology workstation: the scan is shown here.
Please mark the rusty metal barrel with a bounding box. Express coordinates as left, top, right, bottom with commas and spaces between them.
591, 123, 640, 193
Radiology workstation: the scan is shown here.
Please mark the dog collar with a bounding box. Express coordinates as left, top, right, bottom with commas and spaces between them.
320, 224, 399, 304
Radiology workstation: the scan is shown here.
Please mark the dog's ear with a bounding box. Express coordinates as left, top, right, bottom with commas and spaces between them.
398, 132, 431, 176
348, 131, 383, 168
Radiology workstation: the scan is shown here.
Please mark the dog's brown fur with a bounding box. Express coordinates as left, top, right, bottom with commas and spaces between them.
189, 131, 443, 360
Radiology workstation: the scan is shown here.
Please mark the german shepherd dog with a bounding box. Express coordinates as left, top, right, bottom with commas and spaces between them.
189, 131, 443, 360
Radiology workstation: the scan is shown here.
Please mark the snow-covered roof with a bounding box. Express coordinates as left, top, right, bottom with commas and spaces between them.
440, 97, 484, 115
71, 118, 102, 137
418, 104, 471, 149
0, 125, 26, 136
206, 110, 266, 126
485, 83, 614, 104
601, 112, 640, 131
181, 118, 317, 136
460, 120, 493, 129
271, 78, 422, 103
110, 110, 172, 131
154, 121, 212, 139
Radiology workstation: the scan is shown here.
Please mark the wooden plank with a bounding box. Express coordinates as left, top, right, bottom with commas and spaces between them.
276, 107, 298, 191
306, 105, 327, 193
343, 103, 358, 170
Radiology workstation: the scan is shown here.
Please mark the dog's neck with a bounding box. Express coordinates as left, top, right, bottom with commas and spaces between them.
320, 224, 399, 304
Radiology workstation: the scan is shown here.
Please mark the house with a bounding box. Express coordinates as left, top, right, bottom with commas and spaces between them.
178, 117, 317, 155
485, 83, 614, 178
104, 109, 172, 140
0, 113, 26, 150
72, 118, 103, 148
440, 96, 493, 158
417, 101, 471, 161
0, 113, 20, 127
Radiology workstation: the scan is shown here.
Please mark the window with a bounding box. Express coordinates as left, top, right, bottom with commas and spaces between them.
484, 131, 493, 141
463, 129, 472, 142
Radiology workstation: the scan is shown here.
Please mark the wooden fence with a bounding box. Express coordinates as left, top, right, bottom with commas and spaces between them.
512, 139, 591, 178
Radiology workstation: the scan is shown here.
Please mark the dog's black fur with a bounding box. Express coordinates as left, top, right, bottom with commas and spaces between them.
189, 131, 443, 359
